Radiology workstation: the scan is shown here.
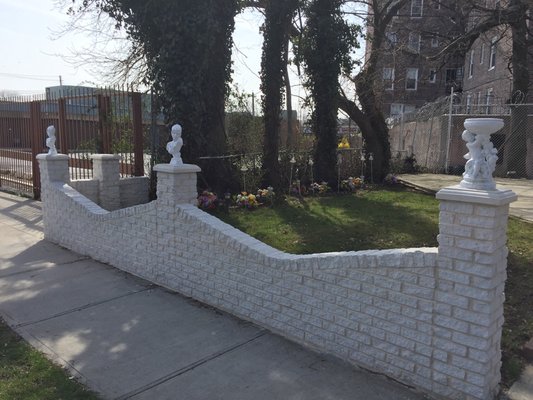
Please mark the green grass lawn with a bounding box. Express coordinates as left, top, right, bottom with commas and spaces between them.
219, 188, 440, 254
0, 319, 100, 400
216, 186, 533, 387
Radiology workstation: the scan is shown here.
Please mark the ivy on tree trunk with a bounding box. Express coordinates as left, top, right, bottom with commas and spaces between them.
299, 0, 356, 184
260, 0, 299, 192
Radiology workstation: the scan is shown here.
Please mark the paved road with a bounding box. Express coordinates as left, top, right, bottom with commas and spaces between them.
0, 191, 429, 400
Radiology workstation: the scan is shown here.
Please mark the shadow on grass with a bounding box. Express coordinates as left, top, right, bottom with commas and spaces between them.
277, 193, 439, 253
218, 189, 440, 254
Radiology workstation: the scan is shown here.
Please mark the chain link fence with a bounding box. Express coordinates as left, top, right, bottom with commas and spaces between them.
388, 94, 533, 179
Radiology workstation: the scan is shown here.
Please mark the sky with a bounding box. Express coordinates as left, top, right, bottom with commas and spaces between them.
0, 0, 301, 103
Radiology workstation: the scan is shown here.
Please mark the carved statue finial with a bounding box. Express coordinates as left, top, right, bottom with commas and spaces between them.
166, 124, 184, 166
46, 125, 58, 156
460, 118, 503, 191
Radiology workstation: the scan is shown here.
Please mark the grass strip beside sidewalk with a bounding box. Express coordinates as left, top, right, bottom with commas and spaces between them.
0, 318, 100, 400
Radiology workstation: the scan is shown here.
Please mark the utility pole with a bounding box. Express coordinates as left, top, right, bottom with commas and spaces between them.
445, 86, 454, 174
251, 92, 255, 116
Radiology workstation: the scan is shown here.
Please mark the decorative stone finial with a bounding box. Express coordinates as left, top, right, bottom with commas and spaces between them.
460, 118, 503, 191
46, 125, 58, 156
166, 124, 184, 166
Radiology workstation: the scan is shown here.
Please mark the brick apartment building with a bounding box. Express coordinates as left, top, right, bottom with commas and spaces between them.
370, 0, 532, 118
461, 1, 533, 111
368, 0, 465, 118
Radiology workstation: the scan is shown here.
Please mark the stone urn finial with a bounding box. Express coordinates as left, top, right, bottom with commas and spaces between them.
166, 124, 184, 166
46, 125, 58, 156
460, 118, 503, 191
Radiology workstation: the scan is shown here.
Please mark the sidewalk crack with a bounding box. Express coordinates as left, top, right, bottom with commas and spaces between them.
0, 257, 90, 279
14, 286, 156, 328
117, 330, 268, 400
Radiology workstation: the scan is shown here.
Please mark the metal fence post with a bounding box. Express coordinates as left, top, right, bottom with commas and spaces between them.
444, 87, 454, 174
58, 98, 69, 155
97, 94, 112, 154
30, 101, 42, 199
132, 92, 144, 176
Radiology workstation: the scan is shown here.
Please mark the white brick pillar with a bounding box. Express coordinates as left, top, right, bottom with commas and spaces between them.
91, 154, 121, 211
153, 163, 201, 205
36, 153, 69, 240
36, 153, 69, 185
434, 186, 517, 400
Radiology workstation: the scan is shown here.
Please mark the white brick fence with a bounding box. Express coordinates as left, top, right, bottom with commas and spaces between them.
37, 153, 516, 400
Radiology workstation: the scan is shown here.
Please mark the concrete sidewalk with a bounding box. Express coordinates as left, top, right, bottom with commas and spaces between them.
398, 174, 533, 223
0, 191, 429, 400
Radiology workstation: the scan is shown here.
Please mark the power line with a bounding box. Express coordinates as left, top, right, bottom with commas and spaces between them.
0, 72, 59, 81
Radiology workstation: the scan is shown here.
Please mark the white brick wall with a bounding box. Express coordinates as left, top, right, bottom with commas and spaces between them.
119, 177, 150, 208
37, 156, 517, 400
65, 155, 150, 210
70, 180, 99, 204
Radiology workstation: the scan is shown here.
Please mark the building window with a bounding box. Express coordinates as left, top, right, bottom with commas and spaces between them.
468, 50, 475, 78
408, 32, 421, 53
411, 0, 423, 17
432, 0, 441, 9
445, 68, 462, 94
431, 34, 439, 48
383, 68, 395, 90
429, 69, 437, 83
485, 88, 493, 114
489, 37, 497, 69
406, 68, 419, 90
466, 94, 472, 113
390, 103, 404, 116
479, 43, 485, 64
386, 32, 398, 48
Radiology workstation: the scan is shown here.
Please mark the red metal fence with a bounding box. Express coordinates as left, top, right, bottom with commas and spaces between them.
0, 87, 164, 199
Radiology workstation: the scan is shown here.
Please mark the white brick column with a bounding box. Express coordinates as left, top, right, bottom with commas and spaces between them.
435, 186, 517, 400
36, 153, 69, 184
153, 164, 201, 205
91, 154, 121, 211
36, 153, 69, 239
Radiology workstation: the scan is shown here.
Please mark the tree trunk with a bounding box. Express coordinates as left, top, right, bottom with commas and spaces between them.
284, 40, 295, 150
261, 0, 299, 191
338, 68, 391, 182
197, 0, 239, 192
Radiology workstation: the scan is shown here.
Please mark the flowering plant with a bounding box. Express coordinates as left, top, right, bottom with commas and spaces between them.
197, 190, 218, 210
340, 176, 363, 192
236, 192, 259, 209
384, 174, 398, 185
310, 181, 330, 194
257, 186, 275, 204
338, 137, 350, 149
290, 181, 302, 196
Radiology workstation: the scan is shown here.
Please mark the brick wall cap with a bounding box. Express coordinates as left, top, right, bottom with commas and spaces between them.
91, 154, 122, 161
436, 185, 517, 206
154, 163, 201, 174
36, 153, 69, 161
